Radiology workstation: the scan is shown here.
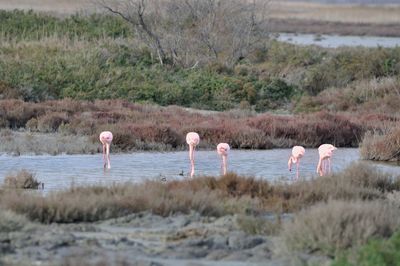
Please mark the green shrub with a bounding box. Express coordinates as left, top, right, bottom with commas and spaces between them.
332, 231, 400, 266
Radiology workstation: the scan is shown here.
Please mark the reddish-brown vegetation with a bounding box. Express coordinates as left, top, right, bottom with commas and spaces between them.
0, 99, 385, 151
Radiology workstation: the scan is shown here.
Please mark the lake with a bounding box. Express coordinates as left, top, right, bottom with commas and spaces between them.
0, 148, 399, 192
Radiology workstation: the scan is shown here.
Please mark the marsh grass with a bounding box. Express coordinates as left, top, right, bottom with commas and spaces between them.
282, 200, 400, 257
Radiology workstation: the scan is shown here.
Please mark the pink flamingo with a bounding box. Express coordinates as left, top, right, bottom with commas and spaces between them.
99, 131, 113, 169
317, 144, 337, 176
186, 132, 200, 177
288, 146, 305, 180
217, 143, 230, 175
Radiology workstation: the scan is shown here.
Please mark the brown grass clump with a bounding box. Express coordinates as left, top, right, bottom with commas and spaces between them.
281, 200, 400, 256
3, 169, 41, 189
167, 173, 272, 199
360, 126, 400, 161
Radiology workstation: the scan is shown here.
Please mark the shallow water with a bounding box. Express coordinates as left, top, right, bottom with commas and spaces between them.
0, 148, 399, 192
275, 33, 400, 48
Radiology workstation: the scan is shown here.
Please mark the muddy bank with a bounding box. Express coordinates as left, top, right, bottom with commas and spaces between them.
0, 212, 329, 266
268, 18, 400, 37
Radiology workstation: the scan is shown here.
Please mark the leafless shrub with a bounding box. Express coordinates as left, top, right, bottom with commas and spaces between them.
98, 0, 268, 66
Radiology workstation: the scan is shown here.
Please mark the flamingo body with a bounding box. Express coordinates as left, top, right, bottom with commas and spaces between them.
288, 146, 305, 180
317, 144, 337, 176
99, 131, 113, 169
186, 132, 200, 146
217, 143, 230, 175
99, 131, 113, 144
186, 132, 200, 177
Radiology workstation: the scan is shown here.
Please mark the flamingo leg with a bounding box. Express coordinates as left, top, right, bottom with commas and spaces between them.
106, 143, 111, 169
317, 157, 323, 176
220, 156, 223, 175
189, 145, 195, 177
295, 160, 300, 180
288, 156, 293, 172
320, 159, 326, 176
222, 155, 227, 175
102, 144, 107, 168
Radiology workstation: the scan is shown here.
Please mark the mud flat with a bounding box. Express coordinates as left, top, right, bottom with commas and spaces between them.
0, 211, 329, 266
